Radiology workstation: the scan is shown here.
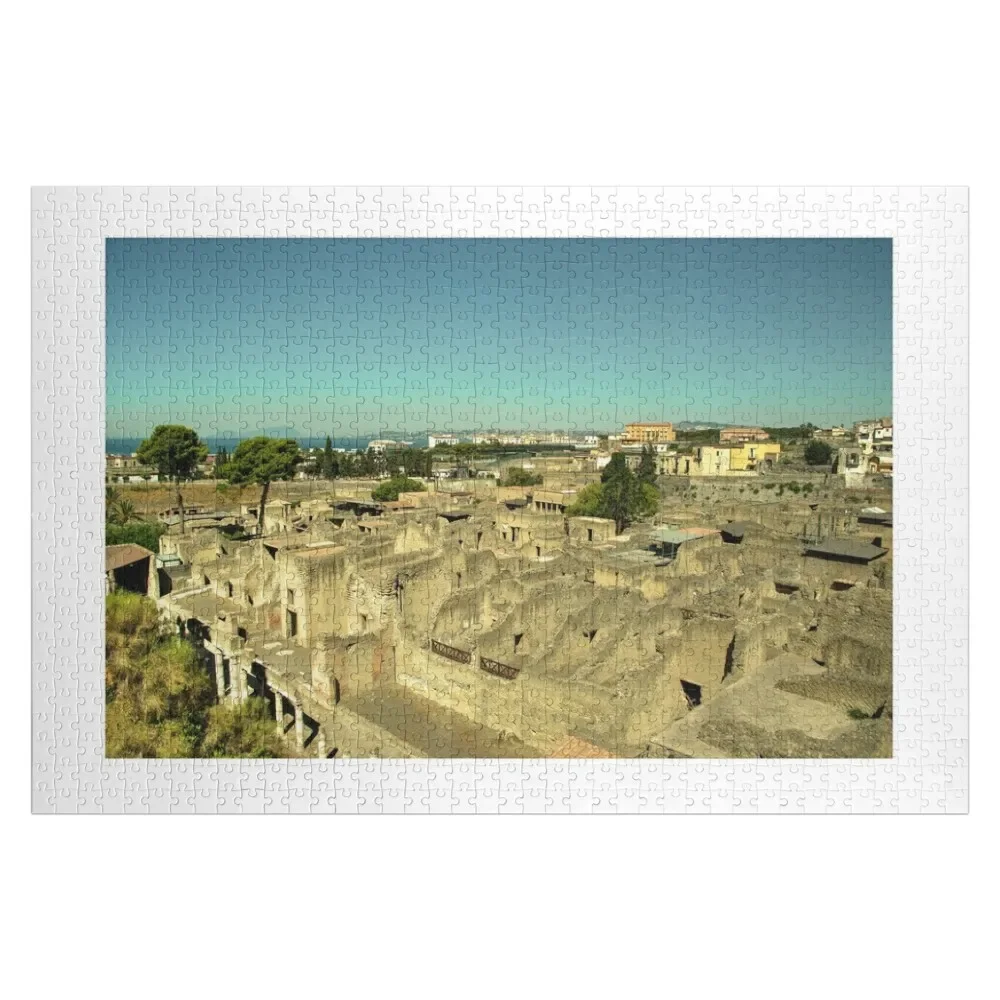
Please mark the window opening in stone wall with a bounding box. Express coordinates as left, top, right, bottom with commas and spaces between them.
286, 609, 298, 638
680, 679, 702, 708
513, 632, 523, 651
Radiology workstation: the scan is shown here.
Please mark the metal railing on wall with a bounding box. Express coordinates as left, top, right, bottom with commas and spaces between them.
430, 638, 471, 664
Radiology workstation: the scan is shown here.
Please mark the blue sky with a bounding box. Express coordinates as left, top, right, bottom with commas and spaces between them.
106, 237, 892, 440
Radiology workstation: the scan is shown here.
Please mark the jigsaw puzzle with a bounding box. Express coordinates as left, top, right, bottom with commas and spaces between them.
32, 187, 968, 812
102, 232, 897, 760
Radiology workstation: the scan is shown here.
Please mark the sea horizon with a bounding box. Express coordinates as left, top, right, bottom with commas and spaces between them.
105, 435, 427, 455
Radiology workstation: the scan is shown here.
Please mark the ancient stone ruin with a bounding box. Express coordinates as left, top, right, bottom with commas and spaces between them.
152, 477, 892, 759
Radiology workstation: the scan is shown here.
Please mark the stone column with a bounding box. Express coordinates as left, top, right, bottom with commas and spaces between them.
274, 692, 284, 735
147, 558, 160, 599
294, 703, 305, 750
213, 650, 226, 701
227, 659, 241, 702
316, 728, 327, 759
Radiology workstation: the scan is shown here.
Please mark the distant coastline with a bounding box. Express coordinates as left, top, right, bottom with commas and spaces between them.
105, 435, 426, 454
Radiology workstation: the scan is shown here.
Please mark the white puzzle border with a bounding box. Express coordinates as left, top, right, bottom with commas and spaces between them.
30, 186, 969, 813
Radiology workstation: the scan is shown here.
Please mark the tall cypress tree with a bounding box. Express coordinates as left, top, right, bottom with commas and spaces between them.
637, 443, 657, 485
322, 435, 335, 478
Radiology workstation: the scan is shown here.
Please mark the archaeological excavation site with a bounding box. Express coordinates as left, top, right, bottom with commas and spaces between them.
109, 457, 892, 760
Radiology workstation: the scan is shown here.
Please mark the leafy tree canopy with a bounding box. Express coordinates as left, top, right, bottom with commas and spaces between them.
501, 467, 543, 487
637, 444, 657, 485
371, 476, 427, 502
564, 482, 604, 518
565, 471, 659, 533
600, 452, 630, 483
224, 437, 301, 486
106, 520, 168, 552
804, 440, 834, 465
135, 425, 207, 482
108, 496, 138, 526
674, 429, 719, 444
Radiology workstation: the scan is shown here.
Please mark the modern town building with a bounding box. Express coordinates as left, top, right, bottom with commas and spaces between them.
367, 439, 411, 453
720, 427, 770, 443
622, 422, 676, 445
658, 442, 780, 476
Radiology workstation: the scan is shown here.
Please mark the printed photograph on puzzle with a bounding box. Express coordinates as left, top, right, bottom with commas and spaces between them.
104, 237, 893, 759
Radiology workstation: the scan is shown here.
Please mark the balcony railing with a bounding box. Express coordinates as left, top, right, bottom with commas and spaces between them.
479, 656, 520, 680
430, 639, 471, 664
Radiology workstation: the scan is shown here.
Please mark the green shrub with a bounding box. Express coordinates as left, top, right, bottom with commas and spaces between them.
501, 467, 543, 487
371, 477, 427, 502
804, 440, 833, 465
106, 591, 290, 759
106, 520, 167, 552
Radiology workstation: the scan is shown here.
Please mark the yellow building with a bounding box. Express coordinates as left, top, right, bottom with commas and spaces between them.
728, 441, 781, 471
657, 441, 781, 476
622, 422, 676, 444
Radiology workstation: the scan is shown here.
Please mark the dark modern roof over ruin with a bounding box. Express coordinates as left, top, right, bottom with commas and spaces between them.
106, 544, 154, 571
804, 539, 887, 562
651, 527, 718, 545
858, 511, 893, 525
160, 512, 234, 527
721, 521, 752, 538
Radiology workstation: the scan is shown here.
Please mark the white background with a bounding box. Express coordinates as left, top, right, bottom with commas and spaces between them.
2, 1, 994, 997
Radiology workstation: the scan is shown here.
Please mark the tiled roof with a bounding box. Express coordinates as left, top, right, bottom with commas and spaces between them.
105, 544, 153, 571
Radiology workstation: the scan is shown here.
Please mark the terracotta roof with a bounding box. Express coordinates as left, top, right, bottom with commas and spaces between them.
550, 736, 615, 759
106, 544, 153, 572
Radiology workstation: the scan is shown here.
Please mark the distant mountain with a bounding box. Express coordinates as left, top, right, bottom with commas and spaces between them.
674, 421, 728, 430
